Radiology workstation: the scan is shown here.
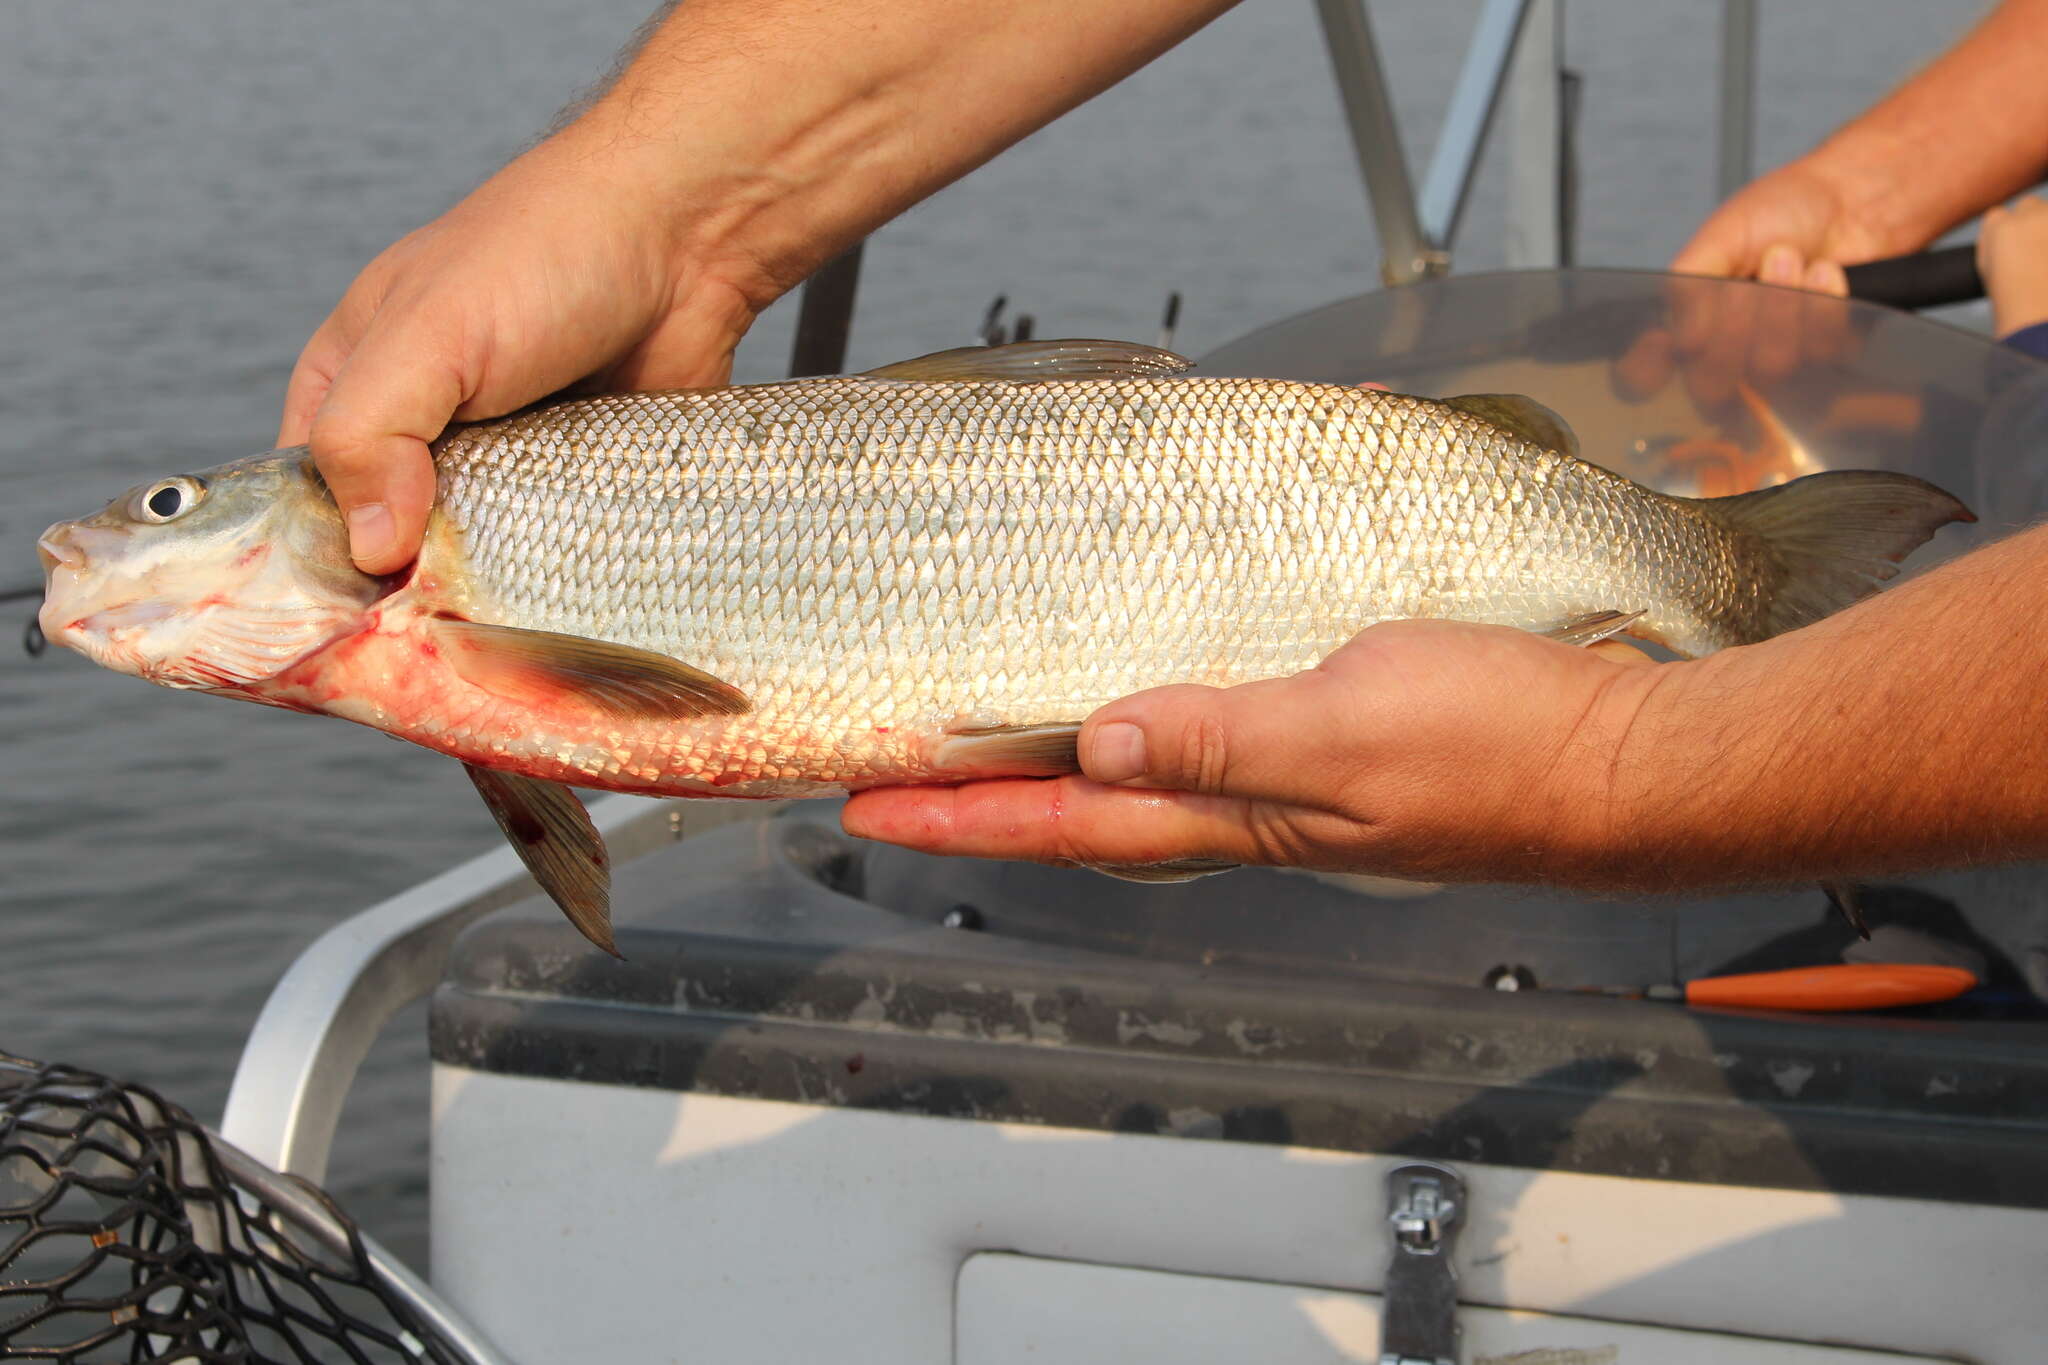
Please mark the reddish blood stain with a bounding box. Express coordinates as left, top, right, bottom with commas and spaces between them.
845, 1053, 865, 1075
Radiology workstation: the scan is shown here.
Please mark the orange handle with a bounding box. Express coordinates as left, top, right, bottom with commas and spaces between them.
1684, 964, 1978, 1012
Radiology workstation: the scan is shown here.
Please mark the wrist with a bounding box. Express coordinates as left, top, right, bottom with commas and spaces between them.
1536, 654, 1711, 891
1992, 286, 2048, 338
1797, 130, 1950, 259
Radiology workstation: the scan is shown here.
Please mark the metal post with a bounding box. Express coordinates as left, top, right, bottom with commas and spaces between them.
1315, 0, 1442, 285
1717, 0, 1757, 200
1416, 0, 1535, 256
1503, 0, 1562, 269
788, 240, 866, 377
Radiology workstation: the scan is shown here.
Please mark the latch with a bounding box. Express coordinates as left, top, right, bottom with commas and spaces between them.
1379, 1162, 1467, 1365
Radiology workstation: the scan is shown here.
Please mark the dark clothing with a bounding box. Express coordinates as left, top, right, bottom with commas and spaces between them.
2005, 321, 2048, 360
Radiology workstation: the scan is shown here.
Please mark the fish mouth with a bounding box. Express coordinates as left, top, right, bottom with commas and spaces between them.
35, 521, 147, 660
35, 525, 84, 648
37, 526, 85, 574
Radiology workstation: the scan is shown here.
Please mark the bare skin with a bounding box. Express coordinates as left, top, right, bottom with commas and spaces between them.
1979, 195, 2048, 338
1639, 0, 2048, 408
844, 526, 2048, 891
279, 0, 1238, 575
1672, 0, 2048, 286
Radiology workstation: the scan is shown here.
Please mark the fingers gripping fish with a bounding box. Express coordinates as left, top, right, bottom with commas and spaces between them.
37, 341, 1971, 952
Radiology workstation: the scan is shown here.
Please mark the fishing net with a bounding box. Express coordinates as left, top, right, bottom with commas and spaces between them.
0, 1052, 472, 1364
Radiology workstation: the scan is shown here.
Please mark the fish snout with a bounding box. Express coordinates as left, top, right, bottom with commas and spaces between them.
34, 521, 134, 654
37, 523, 86, 575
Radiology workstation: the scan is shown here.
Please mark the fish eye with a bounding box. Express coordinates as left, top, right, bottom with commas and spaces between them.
132, 476, 207, 524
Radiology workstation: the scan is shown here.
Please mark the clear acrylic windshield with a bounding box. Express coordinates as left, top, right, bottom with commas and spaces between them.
1201, 268, 2048, 565
857, 272, 2048, 1002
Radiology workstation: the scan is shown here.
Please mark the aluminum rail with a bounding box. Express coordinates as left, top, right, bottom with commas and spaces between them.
1504, 0, 1565, 269
1317, 0, 1550, 282
1314, 0, 1440, 285
1717, 0, 1757, 201
211, 1133, 518, 1365
220, 794, 679, 1184
1415, 0, 1536, 259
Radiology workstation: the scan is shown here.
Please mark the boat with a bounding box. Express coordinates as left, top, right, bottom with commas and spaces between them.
8, 3, 2048, 1361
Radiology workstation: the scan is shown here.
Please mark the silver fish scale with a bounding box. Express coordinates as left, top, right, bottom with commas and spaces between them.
430, 376, 1736, 762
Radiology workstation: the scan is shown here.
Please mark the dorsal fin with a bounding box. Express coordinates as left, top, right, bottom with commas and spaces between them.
862, 339, 1193, 383
1442, 394, 1579, 457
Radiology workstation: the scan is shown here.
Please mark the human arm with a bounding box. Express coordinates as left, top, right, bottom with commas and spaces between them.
282, 0, 1240, 572
1672, 0, 2048, 285
842, 526, 2048, 891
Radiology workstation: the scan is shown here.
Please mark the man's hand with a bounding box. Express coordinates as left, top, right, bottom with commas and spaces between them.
1636, 161, 1866, 413
851, 525, 2048, 894
279, 120, 770, 574
1670, 160, 1870, 291
843, 622, 1660, 886
1978, 194, 2048, 337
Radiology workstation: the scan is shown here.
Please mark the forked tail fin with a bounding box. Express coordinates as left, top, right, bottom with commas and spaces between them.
1690, 470, 1974, 643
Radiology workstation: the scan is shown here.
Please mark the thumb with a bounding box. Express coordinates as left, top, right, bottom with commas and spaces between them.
309, 318, 466, 574
1079, 672, 1352, 805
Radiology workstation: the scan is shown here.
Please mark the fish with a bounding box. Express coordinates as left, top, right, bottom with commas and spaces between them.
36, 339, 1972, 952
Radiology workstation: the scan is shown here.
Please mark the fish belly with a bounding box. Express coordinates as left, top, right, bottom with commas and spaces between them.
415, 377, 1721, 794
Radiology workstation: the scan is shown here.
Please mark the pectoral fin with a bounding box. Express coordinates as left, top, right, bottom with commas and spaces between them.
1538, 610, 1646, 647
863, 339, 1193, 383
464, 763, 617, 956
432, 616, 749, 721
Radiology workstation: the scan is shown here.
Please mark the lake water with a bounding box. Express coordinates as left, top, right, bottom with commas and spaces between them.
0, 0, 1987, 1273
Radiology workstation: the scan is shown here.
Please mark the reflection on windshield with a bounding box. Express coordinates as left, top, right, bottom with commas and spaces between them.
1200, 268, 2048, 556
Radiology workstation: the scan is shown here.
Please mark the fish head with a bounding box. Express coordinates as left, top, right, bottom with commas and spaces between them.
37, 447, 385, 695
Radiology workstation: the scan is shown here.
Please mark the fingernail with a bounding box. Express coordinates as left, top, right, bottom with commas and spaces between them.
1761, 245, 1799, 285
347, 502, 393, 567
1089, 722, 1147, 783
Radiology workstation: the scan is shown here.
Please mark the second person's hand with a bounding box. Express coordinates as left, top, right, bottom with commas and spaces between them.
843, 621, 1662, 888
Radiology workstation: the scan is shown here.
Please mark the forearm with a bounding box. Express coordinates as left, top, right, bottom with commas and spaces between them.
1596, 525, 2048, 888
1799, 0, 2048, 252
563, 0, 1238, 306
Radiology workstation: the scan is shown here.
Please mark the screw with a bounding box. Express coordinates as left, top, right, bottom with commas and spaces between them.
941, 904, 983, 931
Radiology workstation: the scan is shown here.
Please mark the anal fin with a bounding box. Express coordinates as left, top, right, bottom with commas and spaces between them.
1091, 859, 1241, 884
1539, 610, 1646, 648
464, 762, 617, 956
934, 722, 1083, 776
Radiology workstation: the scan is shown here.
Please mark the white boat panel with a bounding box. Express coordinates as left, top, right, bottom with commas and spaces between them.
431, 1071, 2031, 1364
956, 1254, 1951, 1363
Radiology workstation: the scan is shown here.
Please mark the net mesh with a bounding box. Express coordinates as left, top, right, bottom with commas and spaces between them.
0, 1052, 465, 1364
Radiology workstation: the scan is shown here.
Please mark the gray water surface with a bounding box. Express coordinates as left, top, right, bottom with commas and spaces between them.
0, 0, 1983, 1273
